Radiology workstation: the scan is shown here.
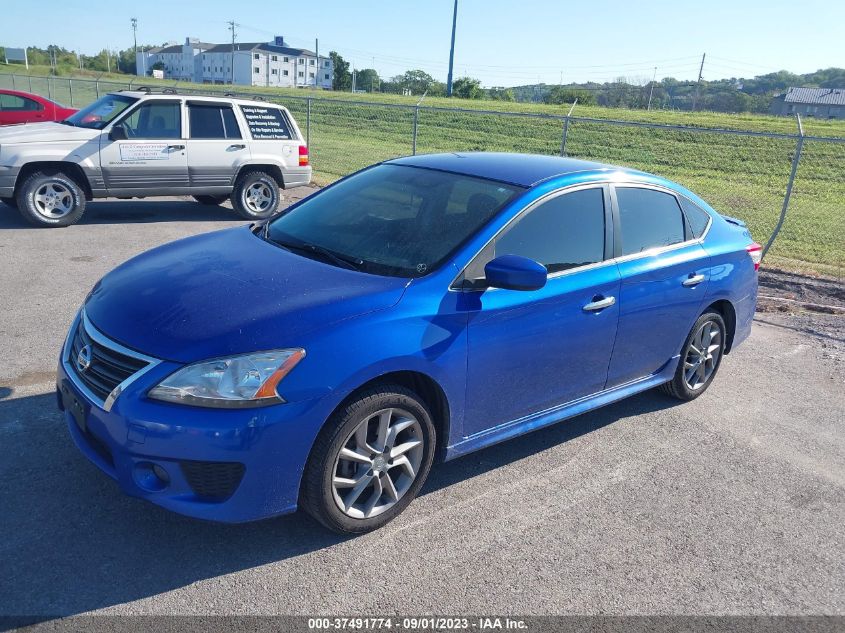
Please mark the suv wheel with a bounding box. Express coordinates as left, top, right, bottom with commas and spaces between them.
231, 171, 281, 220
659, 310, 726, 401
1, 196, 17, 209
16, 171, 86, 227
300, 385, 436, 534
193, 194, 229, 206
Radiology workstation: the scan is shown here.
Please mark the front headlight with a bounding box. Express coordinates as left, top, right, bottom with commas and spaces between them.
148, 348, 305, 408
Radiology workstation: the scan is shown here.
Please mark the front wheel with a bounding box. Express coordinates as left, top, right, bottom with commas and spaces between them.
231, 171, 281, 220
193, 194, 229, 206
659, 310, 726, 401
16, 171, 86, 227
300, 385, 437, 534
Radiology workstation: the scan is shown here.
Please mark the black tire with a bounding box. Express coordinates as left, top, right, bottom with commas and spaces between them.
300, 384, 437, 534
193, 194, 229, 206
16, 171, 86, 227
1, 196, 17, 209
659, 310, 727, 401
230, 170, 281, 220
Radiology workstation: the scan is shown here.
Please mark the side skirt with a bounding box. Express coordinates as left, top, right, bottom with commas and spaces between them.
444, 355, 680, 461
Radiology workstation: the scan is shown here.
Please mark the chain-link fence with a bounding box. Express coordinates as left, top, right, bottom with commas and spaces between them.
2, 73, 843, 277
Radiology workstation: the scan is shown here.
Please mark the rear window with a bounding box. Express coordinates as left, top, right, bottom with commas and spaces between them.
616, 187, 685, 256
679, 197, 712, 238
239, 105, 294, 140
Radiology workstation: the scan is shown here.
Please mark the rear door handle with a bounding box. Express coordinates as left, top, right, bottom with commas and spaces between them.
583, 296, 616, 312
682, 273, 705, 287
167, 144, 185, 150
229, 143, 246, 149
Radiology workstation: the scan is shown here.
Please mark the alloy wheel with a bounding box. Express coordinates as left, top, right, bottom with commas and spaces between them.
33, 181, 74, 219
331, 407, 424, 519
243, 182, 274, 214
683, 319, 722, 390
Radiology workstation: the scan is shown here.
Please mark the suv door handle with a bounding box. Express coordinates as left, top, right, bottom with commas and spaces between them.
682, 273, 705, 287
229, 143, 246, 149
583, 295, 616, 312
167, 144, 185, 150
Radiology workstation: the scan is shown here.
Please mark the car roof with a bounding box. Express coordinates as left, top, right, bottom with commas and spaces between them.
387, 152, 645, 187
109, 91, 286, 108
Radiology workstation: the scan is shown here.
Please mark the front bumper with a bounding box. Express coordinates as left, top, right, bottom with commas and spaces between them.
58, 314, 331, 523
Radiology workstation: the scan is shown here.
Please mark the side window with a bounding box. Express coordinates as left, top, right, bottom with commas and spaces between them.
616, 187, 685, 256
678, 197, 711, 238
239, 106, 293, 140
495, 188, 606, 274
0, 94, 42, 111
221, 108, 242, 139
121, 102, 181, 139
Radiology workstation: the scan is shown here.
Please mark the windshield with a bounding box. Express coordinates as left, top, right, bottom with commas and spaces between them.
64, 94, 137, 129
266, 164, 522, 278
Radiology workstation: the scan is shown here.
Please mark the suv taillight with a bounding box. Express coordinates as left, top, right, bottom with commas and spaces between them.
299, 145, 309, 166
747, 242, 762, 271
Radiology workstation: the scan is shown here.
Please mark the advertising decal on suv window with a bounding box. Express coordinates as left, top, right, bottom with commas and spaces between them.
240, 106, 293, 140
119, 143, 171, 161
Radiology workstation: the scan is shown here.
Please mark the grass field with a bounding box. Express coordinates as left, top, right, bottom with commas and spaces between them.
1, 65, 843, 276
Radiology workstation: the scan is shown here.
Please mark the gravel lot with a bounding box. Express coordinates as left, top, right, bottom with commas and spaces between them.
0, 196, 843, 617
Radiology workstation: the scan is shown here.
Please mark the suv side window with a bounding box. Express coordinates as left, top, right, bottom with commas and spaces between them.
495, 188, 606, 274
678, 197, 711, 238
615, 187, 685, 256
188, 104, 242, 139
121, 101, 181, 139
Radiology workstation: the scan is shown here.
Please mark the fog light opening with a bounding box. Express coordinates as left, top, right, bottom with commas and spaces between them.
134, 462, 170, 492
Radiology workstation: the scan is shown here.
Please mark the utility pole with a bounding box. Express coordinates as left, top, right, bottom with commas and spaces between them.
228, 20, 237, 85
446, 0, 458, 96
692, 52, 705, 111
315, 38, 319, 87
647, 66, 657, 110
131, 17, 139, 76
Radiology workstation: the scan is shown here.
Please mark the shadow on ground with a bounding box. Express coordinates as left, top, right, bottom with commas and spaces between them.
0, 388, 676, 616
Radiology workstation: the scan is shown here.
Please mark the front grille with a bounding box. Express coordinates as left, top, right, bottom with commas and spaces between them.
180, 460, 246, 501
68, 319, 149, 402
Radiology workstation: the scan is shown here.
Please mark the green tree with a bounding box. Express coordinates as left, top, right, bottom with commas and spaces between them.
398, 69, 436, 95
544, 86, 596, 106
355, 68, 380, 92
330, 51, 351, 91
452, 76, 483, 99
488, 87, 515, 101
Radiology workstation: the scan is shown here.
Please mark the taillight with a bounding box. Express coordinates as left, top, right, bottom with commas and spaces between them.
746, 242, 762, 271
299, 145, 309, 166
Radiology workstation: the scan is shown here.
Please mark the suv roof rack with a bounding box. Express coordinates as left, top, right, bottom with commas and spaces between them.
112, 87, 276, 103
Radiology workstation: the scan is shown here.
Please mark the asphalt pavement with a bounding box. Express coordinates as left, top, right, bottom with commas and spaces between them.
0, 196, 843, 617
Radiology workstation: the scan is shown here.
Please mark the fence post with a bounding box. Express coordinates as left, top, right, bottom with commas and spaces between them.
47, 76, 52, 101
11, 74, 15, 90
69, 79, 74, 107
95, 80, 100, 99
412, 106, 419, 155
28, 75, 32, 92
763, 114, 805, 258
560, 100, 578, 157
306, 97, 311, 148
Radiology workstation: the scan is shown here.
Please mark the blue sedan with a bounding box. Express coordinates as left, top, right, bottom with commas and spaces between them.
58, 153, 760, 533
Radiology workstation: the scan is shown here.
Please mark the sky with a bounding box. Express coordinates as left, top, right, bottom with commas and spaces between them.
1, 0, 842, 86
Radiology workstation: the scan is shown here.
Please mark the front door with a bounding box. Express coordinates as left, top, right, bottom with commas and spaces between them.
99, 99, 189, 194
462, 186, 621, 438
185, 101, 249, 190
605, 185, 712, 388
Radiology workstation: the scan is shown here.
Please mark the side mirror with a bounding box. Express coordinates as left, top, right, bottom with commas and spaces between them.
484, 255, 547, 291
109, 124, 127, 141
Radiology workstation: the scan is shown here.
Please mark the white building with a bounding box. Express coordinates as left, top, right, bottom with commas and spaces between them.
137, 36, 333, 89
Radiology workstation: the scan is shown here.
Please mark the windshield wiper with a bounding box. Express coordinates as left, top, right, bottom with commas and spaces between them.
269, 236, 364, 271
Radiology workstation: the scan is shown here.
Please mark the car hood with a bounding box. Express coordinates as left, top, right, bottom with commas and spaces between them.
0, 121, 98, 144
85, 226, 411, 363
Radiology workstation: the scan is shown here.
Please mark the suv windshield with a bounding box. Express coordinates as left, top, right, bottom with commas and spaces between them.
64, 94, 138, 129
266, 164, 522, 278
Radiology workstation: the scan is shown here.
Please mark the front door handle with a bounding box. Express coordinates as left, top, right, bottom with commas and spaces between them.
229, 143, 246, 149
167, 144, 185, 150
682, 273, 705, 287
583, 295, 616, 312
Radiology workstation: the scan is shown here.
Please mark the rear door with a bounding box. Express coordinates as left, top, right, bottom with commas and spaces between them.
99, 99, 189, 194
462, 185, 621, 437
605, 185, 711, 388
185, 101, 248, 191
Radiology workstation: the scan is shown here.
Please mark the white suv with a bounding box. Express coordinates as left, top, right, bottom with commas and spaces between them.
0, 89, 311, 227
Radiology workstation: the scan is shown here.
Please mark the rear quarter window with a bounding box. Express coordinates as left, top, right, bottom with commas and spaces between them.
239, 105, 295, 140
679, 197, 712, 238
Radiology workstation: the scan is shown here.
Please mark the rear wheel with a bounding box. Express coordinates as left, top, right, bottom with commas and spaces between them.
193, 194, 229, 206
300, 385, 436, 534
16, 171, 86, 227
1, 196, 17, 209
659, 310, 726, 401
231, 171, 281, 220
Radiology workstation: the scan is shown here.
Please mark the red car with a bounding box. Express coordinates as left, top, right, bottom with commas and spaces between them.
0, 89, 77, 126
